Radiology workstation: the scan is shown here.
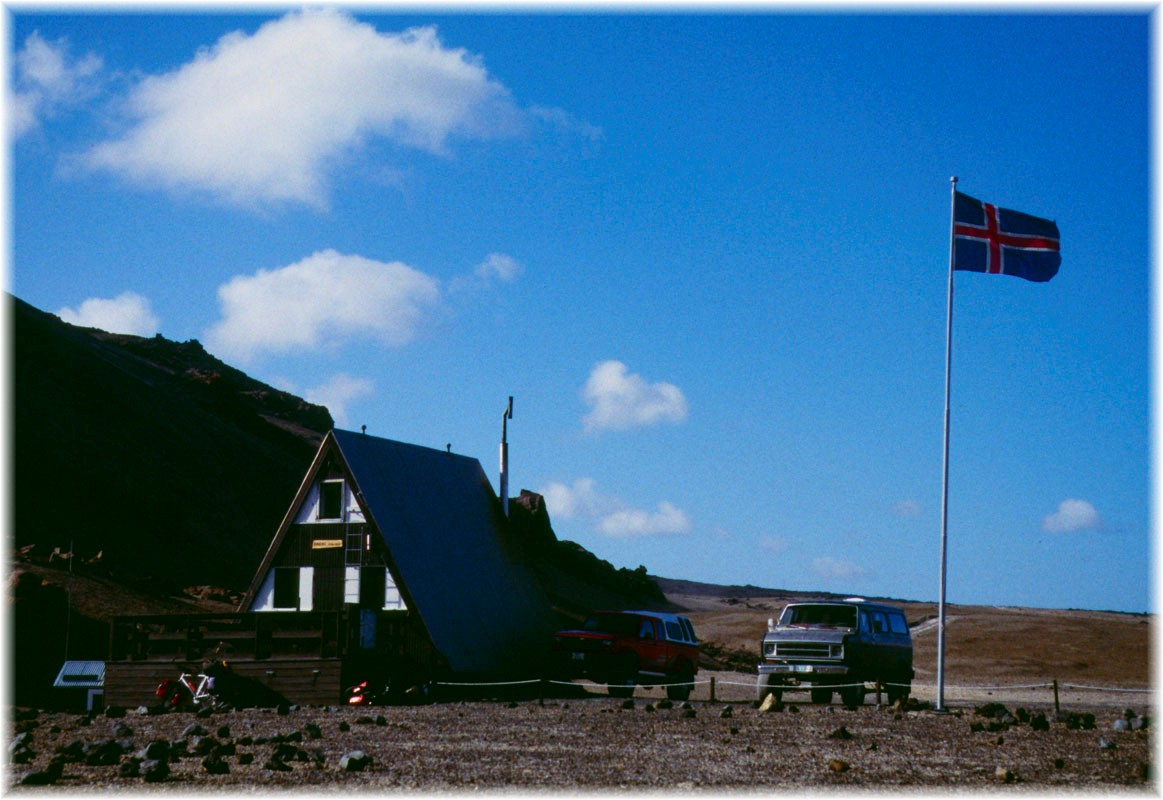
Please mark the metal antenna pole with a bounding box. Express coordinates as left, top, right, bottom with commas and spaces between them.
937, 176, 958, 712
500, 396, 513, 517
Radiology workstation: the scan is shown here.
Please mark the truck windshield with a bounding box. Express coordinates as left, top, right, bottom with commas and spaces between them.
779, 605, 857, 629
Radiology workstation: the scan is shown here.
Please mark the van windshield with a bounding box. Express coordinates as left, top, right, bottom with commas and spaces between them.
778, 605, 857, 629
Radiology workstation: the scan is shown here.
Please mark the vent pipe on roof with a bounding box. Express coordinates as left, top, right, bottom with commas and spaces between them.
500, 395, 513, 517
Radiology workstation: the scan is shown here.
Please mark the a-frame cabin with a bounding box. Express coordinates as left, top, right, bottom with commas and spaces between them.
242, 428, 557, 681
105, 429, 558, 707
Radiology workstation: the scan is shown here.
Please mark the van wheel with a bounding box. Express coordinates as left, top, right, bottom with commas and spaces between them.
839, 683, 865, 708
810, 687, 833, 704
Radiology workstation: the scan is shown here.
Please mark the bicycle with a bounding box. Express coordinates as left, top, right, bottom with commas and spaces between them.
155, 661, 233, 711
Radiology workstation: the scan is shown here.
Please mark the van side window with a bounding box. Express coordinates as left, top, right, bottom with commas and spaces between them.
888, 612, 909, 635
638, 619, 655, 640
665, 621, 682, 641
871, 611, 888, 634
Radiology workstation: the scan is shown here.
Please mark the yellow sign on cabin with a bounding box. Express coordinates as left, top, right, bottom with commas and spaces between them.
311, 539, 343, 550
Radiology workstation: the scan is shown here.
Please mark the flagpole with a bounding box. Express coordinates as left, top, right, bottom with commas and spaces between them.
937, 175, 958, 712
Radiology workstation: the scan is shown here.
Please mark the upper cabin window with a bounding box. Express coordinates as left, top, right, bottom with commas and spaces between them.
319, 480, 344, 520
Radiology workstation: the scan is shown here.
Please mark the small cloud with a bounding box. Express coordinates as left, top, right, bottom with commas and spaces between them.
540, 478, 602, 521
303, 373, 375, 427
811, 557, 870, 582
759, 535, 789, 554
598, 502, 691, 538
57, 292, 159, 336
540, 477, 690, 539
450, 252, 524, 293
581, 360, 688, 433
12, 31, 103, 139
1042, 499, 1101, 533
893, 499, 922, 518
204, 249, 439, 363
475, 252, 523, 283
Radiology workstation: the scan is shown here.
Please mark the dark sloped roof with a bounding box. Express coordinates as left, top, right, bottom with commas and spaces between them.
331, 429, 555, 675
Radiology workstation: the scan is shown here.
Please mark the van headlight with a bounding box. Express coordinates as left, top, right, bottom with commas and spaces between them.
763, 643, 776, 657
830, 644, 843, 658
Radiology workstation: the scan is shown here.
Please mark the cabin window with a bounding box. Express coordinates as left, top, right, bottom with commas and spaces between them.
319, 480, 344, 520
272, 567, 299, 609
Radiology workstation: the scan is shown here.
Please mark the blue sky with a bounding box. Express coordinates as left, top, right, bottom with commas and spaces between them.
9, 8, 1152, 613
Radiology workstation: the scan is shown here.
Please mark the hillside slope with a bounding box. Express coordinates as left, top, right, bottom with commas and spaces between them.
12, 295, 332, 593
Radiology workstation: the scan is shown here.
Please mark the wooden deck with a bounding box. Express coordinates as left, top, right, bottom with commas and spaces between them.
105, 610, 429, 708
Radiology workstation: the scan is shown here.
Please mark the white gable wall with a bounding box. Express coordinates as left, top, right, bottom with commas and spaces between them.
295, 479, 365, 525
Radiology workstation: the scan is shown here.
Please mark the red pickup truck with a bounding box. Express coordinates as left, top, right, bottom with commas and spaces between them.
552, 610, 700, 700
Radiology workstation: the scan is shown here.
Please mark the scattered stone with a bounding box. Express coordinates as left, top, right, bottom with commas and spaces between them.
203, 754, 230, 775
264, 756, 292, 772
995, 767, 1017, 783
20, 765, 62, 786
788, 705, 800, 714
1098, 737, 1118, 751
644, 703, 656, 713
217, 725, 232, 739
183, 723, 207, 737
1030, 713, 1050, 732
683, 708, 697, 718
354, 715, 375, 726
303, 722, 322, 740
993, 736, 1005, 746
139, 740, 171, 761
657, 699, 674, 710
620, 700, 636, 710
969, 722, 985, 733
976, 703, 1009, 719
85, 739, 125, 766
10, 731, 33, 753
111, 721, 134, 738
828, 758, 849, 773
720, 705, 734, 719
1113, 719, 1130, 732
132, 706, 151, 716
828, 726, 853, 740
759, 694, 781, 713
238, 752, 255, 766
119, 758, 142, 778
338, 721, 351, 732
1053, 758, 1066, 769
375, 715, 387, 726
340, 750, 373, 772
142, 757, 170, 783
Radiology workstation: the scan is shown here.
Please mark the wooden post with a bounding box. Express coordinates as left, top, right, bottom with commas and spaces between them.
709, 676, 716, 704
1053, 679, 1060, 714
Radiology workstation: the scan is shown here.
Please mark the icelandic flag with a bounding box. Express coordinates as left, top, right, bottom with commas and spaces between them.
953, 191, 1060, 282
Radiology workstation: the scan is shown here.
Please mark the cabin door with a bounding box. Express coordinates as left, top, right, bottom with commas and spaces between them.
311, 546, 345, 612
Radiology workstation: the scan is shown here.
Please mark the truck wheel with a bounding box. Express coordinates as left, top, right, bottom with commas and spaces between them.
607, 655, 637, 698
839, 683, 865, 708
810, 687, 833, 704
755, 674, 782, 704
666, 664, 694, 701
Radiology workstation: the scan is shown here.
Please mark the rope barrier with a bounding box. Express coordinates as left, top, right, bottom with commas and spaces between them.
422, 675, 1153, 695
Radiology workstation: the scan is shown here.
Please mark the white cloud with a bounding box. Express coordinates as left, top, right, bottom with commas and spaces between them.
811, 557, 870, 582
57, 292, 159, 336
598, 502, 691, 538
540, 477, 690, 538
1042, 499, 1101, 533
581, 360, 689, 433
304, 373, 375, 427
11, 31, 103, 139
83, 10, 522, 207
204, 249, 440, 363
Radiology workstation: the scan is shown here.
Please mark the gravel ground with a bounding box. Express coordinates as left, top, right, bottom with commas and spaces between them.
6, 677, 1154, 792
